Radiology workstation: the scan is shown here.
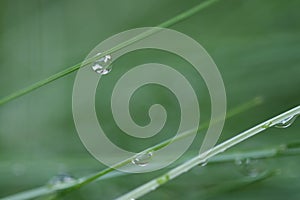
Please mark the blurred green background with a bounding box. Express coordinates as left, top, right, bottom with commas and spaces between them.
0, 0, 300, 199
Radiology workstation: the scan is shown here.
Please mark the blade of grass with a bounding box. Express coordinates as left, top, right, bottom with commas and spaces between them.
0, 98, 261, 200
210, 141, 300, 163
68, 98, 264, 188
116, 105, 300, 200
0, 0, 221, 106
3, 141, 300, 200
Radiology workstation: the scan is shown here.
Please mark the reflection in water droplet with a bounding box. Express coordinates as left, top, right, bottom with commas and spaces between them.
234, 158, 265, 178
48, 173, 76, 188
275, 114, 299, 129
132, 151, 154, 167
91, 53, 112, 75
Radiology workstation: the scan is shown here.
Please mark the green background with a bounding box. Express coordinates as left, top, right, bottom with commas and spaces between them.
0, 0, 300, 199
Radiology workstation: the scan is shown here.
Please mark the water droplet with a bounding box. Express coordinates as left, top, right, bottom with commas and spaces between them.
91, 53, 112, 75
275, 114, 299, 129
132, 151, 153, 167
235, 158, 251, 166
234, 159, 243, 165
234, 158, 265, 177
48, 173, 77, 188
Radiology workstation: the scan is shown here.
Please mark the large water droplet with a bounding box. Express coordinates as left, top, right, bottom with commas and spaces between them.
91, 53, 112, 75
275, 114, 299, 129
132, 151, 153, 167
48, 173, 77, 188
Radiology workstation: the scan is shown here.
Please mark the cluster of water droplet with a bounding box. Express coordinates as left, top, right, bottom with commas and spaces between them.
91, 53, 112, 75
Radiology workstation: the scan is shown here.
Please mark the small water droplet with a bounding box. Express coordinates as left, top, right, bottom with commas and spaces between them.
132, 151, 153, 167
235, 158, 250, 166
234, 158, 265, 177
275, 114, 299, 129
48, 173, 76, 188
91, 53, 112, 75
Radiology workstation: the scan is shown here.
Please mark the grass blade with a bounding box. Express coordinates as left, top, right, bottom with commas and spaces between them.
116, 105, 300, 200
0, 98, 260, 200
0, 0, 220, 106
